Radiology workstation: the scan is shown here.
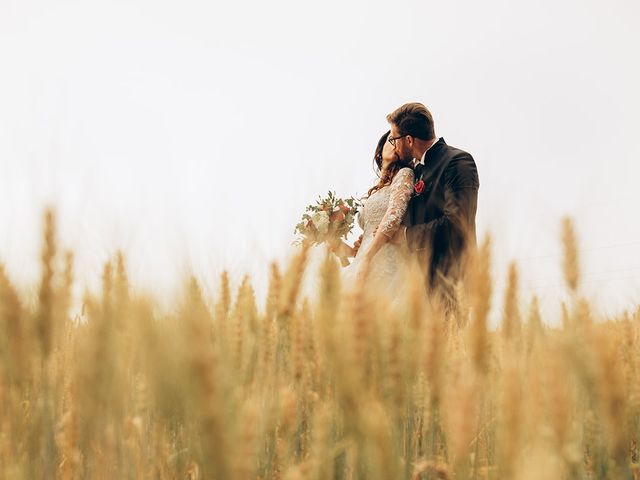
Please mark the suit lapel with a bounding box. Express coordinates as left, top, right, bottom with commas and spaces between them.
416, 138, 447, 195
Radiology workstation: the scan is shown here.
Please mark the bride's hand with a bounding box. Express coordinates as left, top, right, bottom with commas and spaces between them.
353, 234, 364, 255
330, 240, 355, 258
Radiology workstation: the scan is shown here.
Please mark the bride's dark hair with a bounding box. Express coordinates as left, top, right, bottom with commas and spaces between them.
367, 130, 413, 197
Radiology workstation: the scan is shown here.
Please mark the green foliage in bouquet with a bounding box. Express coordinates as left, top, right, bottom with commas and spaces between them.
294, 191, 361, 246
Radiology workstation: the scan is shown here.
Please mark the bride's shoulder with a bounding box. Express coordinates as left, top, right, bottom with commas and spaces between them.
396, 166, 415, 179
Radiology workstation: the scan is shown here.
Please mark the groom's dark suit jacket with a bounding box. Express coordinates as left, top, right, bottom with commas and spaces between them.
403, 138, 479, 292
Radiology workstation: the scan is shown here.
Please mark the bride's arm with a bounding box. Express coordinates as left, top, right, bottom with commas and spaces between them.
360, 167, 414, 265
331, 240, 356, 258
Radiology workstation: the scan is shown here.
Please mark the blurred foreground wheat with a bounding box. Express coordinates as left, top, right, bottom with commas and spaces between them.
0, 210, 639, 480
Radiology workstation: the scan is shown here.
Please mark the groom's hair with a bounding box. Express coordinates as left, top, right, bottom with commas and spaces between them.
387, 103, 435, 140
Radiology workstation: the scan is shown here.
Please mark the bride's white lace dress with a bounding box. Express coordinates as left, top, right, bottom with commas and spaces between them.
343, 167, 415, 294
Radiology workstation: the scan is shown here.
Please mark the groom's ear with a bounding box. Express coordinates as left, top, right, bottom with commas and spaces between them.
406, 135, 415, 148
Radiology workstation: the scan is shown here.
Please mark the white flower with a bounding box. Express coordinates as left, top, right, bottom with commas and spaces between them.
311, 210, 330, 235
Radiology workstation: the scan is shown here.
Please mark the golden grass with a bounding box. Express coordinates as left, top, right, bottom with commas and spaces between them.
0, 209, 639, 479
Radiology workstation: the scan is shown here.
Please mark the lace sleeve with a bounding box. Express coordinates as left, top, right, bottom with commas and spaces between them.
379, 167, 414, 238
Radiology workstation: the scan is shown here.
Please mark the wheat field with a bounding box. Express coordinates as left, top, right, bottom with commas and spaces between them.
0, 210, 639, 480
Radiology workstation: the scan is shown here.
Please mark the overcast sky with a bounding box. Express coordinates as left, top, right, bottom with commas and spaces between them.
1, 0, 639, 323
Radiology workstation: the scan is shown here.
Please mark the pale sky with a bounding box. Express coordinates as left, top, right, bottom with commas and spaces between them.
1, 0, 639, 323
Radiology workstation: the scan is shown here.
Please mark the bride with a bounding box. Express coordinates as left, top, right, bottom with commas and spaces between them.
339, 131, 415, 293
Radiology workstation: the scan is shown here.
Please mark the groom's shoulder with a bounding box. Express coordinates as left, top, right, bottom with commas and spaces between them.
441, 143, 479, 186
442, 143, 477, 172
443, 142, 474, 161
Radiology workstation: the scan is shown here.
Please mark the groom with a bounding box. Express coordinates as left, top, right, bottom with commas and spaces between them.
387, 102, 479, 304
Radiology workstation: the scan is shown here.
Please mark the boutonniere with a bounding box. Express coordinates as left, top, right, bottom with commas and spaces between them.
414, 179, 426, 195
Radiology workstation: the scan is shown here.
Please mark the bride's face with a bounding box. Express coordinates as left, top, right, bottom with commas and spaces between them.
381, 136, 399, 167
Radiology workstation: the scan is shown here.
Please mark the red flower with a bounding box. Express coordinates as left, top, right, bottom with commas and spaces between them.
330, 211, 345, 223
414, 179, 425, 194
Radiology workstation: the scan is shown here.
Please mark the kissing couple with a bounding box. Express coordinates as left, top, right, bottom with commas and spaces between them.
338, 102, 480, 309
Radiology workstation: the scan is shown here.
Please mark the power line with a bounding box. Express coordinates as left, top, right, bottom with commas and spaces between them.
495, 266, 640, 286
493, 240, 640, 265
520, 275, 640, 292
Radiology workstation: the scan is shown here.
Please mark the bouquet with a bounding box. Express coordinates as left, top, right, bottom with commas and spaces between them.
294, 191, 361, 265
